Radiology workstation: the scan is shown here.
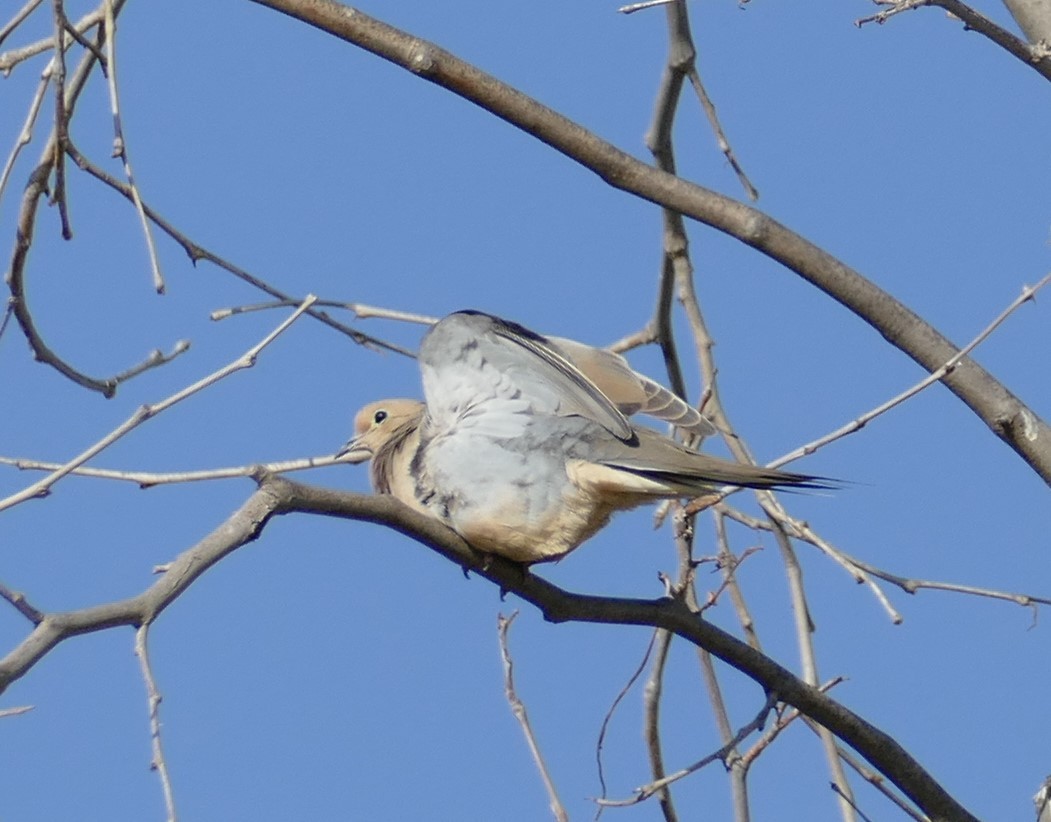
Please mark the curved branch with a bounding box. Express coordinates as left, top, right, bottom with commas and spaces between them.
6, 0, 130, 397
276, 479, 979, 822
0, 477, 979, 821
246, 0, 1051, 485
65, 147, 414, 358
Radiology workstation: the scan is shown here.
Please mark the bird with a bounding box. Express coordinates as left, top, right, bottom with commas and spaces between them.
341, 310, 826, 563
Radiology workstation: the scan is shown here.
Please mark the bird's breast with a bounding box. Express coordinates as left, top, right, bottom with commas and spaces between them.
412, 423, 607, 561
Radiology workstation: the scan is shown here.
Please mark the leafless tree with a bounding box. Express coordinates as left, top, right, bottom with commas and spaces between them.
1, 2, 1048, 821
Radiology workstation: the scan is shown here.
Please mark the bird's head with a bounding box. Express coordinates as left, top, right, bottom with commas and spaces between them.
338, 399, 425, 463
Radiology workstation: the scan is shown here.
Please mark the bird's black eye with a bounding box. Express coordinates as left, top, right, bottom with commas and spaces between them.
373, 410, 388, 424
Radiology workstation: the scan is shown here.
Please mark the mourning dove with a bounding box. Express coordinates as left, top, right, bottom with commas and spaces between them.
342, 310, 825, 563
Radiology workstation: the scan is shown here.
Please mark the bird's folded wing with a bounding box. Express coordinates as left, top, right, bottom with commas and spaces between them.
548, 336, 717, 437
585, 427, 825, 493
419, 311, 634, 440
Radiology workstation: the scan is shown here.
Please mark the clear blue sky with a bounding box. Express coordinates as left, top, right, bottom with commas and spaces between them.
2, 1, 1049, 820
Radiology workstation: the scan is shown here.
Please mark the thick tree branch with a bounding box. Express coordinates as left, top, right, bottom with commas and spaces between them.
275, 479, 978, 822
0, 478, 979, 821
246, 0, 1051, 485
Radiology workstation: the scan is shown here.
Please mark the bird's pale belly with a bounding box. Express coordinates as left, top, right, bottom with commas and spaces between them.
417, 432, 570, 560
451, 482, 622, 562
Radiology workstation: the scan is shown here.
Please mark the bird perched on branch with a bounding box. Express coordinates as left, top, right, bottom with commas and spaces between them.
341, 310, 826, 563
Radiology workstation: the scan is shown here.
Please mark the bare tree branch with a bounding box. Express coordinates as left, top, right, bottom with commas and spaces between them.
0, 0, 45, 50
497, 612, 568, 822
0, 453, 351, 486
283, 481, 980, 822
6, 0, 131, 396
594, 631, 657, 815
641, 629, 679, 821
64, 147, 415, 358
135, 623, 177, 822
770, 272, 1051, 471
0, 479, 983, 821
858, 0, 1051, 80
0, 296, 315, 512
0, 704, 34, 719
99, 0, 164, 293
597, 691, 776, 807
247, 0, 1051, 485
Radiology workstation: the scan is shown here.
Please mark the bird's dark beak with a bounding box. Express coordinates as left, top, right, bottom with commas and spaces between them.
335, 436, 372, 463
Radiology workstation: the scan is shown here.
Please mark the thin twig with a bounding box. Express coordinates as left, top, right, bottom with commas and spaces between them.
763, 505, 857, 822
832, 780, 876, 822
0, 0, 45, 50
799, 716, 927, 822
742, 678, 846, 766
1, 9, 103, 201
0, 6, 103, 72
62, 148, 413, 358
0, 67, 50, 205
345, 303, 439, 325
497, 612, 568, 822
50, 0, 72, 239
685, 67, 758, 201
0, 301, 13, 342
594, 630, 658, 815
0, 296, 317, 513
59, 10, 107, 63
857, 0, 1051, 82
770, 272, 1051, 470
135, 624, 177, 822
110, 340, 191, 385
722, 503, 1051, 613
856, 0, 929, 26
712, 511, 761, 650
100, 0, 164, 292
642, 629, 679, 822
688, 512, 753, 821
696, 648, 751, 821
672, 202, 859, 819
764, 499, 901, 624
597, 691, 777, 807
606, 324, 657, 355
0, 580, 44, 624
211, 299, 438, 329
619, 0, 675, 14
0, 452, 353, 487
6, 1, 133, 396
673, 187, 860, 819
697, 545, 762, 614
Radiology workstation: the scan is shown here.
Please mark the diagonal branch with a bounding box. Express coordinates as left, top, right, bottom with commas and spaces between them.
280, 480, 980, 822
0, 478, 981, 822
857, 0, 1051, 81
247, 0, 1051, 485
497, 612, 568, 822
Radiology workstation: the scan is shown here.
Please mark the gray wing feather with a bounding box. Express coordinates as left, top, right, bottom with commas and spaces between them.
420, 311, 634, 441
